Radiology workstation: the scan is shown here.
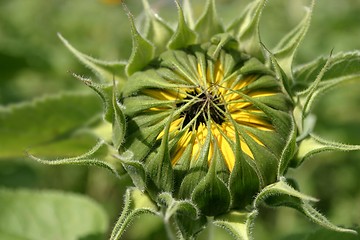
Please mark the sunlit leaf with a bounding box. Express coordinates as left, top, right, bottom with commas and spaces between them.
294, 51, 360, 91
141, 0, 174, 54
293, 134, 360, 167
0, 92, 102, 159
29, 140, 124, 179
167, 0, 197, 50
258, 179, 356, 235
0, 189, 108, 240
195, 0, 224, 43
124, 4, 155, 76
228, 0, 266, 60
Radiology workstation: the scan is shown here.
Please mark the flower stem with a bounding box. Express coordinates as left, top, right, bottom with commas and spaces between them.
206, 217, 215, 240
164, 218, 178, 240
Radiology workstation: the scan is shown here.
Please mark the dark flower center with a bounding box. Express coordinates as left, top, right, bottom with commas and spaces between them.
177, 90, 226, 130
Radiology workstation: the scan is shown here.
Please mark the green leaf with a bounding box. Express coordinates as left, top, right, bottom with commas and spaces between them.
167, 0, 197, 50
72, 74, 115, 124
124, 5, 155, 76
294, 54, 359, 129
266, 47, 294, 97
141, 0, 174, 54
273, 1, 314, 79
293, 134, 360, 167
297, 71, 360, 121
254, 179, 318, 208
182, 0, 195, 29
0, 92, 102, 159
58, 33, 126, 87
195, 0, 224, 43
0, 189, 108, 240
298, 204, 357, 235
110, 188, 158, 240
297, 55, 332, 118
27, 131, 101, 158
213, 211, 258, 240
294, 51, 360, 91
29, 140, 124, 179
257, 179, 356, 235
228, 0, 266, 61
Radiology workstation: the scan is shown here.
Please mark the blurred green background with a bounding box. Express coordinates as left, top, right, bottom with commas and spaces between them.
0, 0, 359, 239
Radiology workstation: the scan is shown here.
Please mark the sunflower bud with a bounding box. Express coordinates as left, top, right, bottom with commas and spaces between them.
56, 0, 359, 238
122, 37, 293, 215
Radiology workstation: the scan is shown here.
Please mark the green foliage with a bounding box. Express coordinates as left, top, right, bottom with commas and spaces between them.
0, 93, 102, 159
167, 0, 198, 50
0, 189, 108, 240
125, 5, 155, 77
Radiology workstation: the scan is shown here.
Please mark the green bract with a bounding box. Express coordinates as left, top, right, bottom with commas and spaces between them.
34, 0, 360, 239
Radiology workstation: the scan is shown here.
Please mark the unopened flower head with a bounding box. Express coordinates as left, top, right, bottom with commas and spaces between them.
56, 0, 360, 238
122, 39, 293, 213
